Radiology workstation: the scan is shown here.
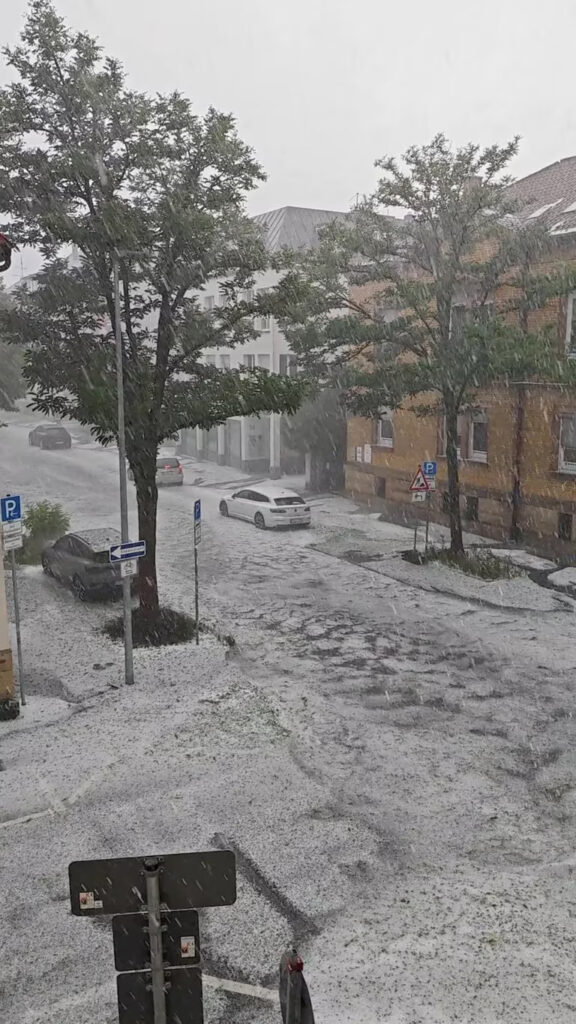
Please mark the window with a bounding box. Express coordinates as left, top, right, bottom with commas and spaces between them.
465, 496, 479, 521
203, 295, 215, 311
279, 354, 298, 377
242, 288, 254, 303
469, 412, 488, 462
377, 410, 394, 448
442, 492, 451, 514
256, 287, 271, 331
440, 415, 464, 458
248, 491, 270, 503
243, 354, 256, 369
204, 354, 216, 367
559, 415, 576, 472
566, 293, 576, 357
558, 513, 573, 541
257, 353, 271, 370
219, 354, 230, 370
274, 496, 305, 506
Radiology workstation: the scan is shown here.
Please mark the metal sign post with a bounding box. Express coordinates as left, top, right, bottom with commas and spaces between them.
421, 461, 437, 556
9, 550, 25, 706
144, 859, 167, 1024
113, 255, 134, 687
69, 849, 236, 1024
1, 495, 25, 706
194, 500, 201, 646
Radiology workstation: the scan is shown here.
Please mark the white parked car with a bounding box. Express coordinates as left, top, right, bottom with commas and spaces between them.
219, 485, 311, 529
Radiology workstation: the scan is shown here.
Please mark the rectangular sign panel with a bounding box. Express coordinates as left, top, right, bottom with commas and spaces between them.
1, 495, 21, 522
69, 850, 236, 916
109, 541, 146, 562
112, 909, 200, 972
117, 966, 203, 1024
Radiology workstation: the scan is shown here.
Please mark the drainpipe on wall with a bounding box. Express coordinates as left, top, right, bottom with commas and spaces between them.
511, 384, 526, 542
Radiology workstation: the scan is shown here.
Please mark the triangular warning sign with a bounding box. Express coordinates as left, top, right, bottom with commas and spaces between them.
409, 465, 430, 492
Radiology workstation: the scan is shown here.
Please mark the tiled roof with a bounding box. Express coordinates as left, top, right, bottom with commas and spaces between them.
507, 156, 576, 235
252, 206, 347, 252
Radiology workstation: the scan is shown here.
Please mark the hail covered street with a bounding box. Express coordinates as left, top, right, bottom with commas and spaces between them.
2, 410, 576, 1024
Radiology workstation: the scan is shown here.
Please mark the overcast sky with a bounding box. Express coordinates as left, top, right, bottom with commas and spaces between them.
2, 0, 576, 280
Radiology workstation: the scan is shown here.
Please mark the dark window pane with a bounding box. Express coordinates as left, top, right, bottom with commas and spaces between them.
274, 496, 304, 506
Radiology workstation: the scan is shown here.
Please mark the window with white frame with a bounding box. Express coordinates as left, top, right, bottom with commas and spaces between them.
204, 354, 216, 367
441, 414, 465, 458
203, 295, 215, 311
219, 354, 231, 370
377, 410, 394, 447
256, 287, 271, 331
279, 354, 298, 377
469, 411, 488, 462
566, 293, 576, 356
257, 353, 270, 370
243, 354, 256, 369
242, 288, 254, 303
559, 414, 576, 472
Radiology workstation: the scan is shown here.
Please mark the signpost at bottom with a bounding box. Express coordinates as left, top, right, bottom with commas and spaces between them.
194, 500, 201, 645
1, 495, 25, 706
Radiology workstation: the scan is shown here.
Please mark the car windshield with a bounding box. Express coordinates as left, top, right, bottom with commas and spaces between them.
274, 496, 304, 506
157, 458, 179, 469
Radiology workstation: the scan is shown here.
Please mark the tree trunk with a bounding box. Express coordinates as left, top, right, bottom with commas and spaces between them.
510, 385, 525, 542
445, 404, 464, 554
134, 455, 160, 624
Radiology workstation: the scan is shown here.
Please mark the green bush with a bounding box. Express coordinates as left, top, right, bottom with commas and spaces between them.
17, 501, 70, 564
426, 547, 523, 580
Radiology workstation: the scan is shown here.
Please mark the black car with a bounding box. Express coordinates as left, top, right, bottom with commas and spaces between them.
29, 423, 72, 450
42, 528, 124, 600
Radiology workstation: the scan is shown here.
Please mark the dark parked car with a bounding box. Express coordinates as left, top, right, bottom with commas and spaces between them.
29, 423, 72, 450
42, 528, 124, 600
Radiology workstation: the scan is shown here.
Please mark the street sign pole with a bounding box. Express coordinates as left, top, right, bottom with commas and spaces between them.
425, 491, 431, 555
113, 255, 134, 686
9, 550, 25, 706
194, 500, 201, 646
194, 547, 199, 646
144, 859, 167, 1024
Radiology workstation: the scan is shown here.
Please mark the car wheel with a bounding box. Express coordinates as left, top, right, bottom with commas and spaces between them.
72, 575, 88, 601
41, 555, 53, 576
28, 436, 34, 446
254, 512, 266, 530
219, 501, 229, 517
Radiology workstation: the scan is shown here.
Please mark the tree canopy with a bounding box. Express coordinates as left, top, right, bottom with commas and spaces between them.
0, 0, 306, 622
275, 134, 576, 551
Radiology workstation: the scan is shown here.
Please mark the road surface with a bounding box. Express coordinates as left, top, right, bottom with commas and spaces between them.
2, 414, 576, 1024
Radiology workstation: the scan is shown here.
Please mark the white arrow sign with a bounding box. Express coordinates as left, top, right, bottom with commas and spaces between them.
109, 540, 146, 563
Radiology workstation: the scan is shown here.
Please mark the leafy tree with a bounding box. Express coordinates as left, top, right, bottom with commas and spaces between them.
0, 287, 24, 410
0, 1, 305, 626
275, 135, 576, 553
283, 388, 347, 491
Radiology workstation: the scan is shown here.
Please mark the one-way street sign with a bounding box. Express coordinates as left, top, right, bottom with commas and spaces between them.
109, 540, 146, 563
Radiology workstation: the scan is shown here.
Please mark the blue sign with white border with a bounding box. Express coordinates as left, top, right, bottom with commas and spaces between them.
422, 461, 437, 477
1, 495, 22, 523
194, 499, 201, 522
109, 540, 146, 563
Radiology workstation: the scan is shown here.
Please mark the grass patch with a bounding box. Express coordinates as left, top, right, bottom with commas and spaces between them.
404, 546, 523, 580
103, 606, 237, 649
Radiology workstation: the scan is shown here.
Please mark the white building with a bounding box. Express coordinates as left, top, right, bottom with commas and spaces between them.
179, 206, 345, 476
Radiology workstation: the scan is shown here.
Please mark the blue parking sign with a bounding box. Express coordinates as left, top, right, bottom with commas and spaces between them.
1, 495, 22, 523
194, 499, 201, 522
423, 461, 437, 477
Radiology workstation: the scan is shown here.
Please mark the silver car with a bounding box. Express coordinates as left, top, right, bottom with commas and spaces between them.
128, 457, 184, 486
